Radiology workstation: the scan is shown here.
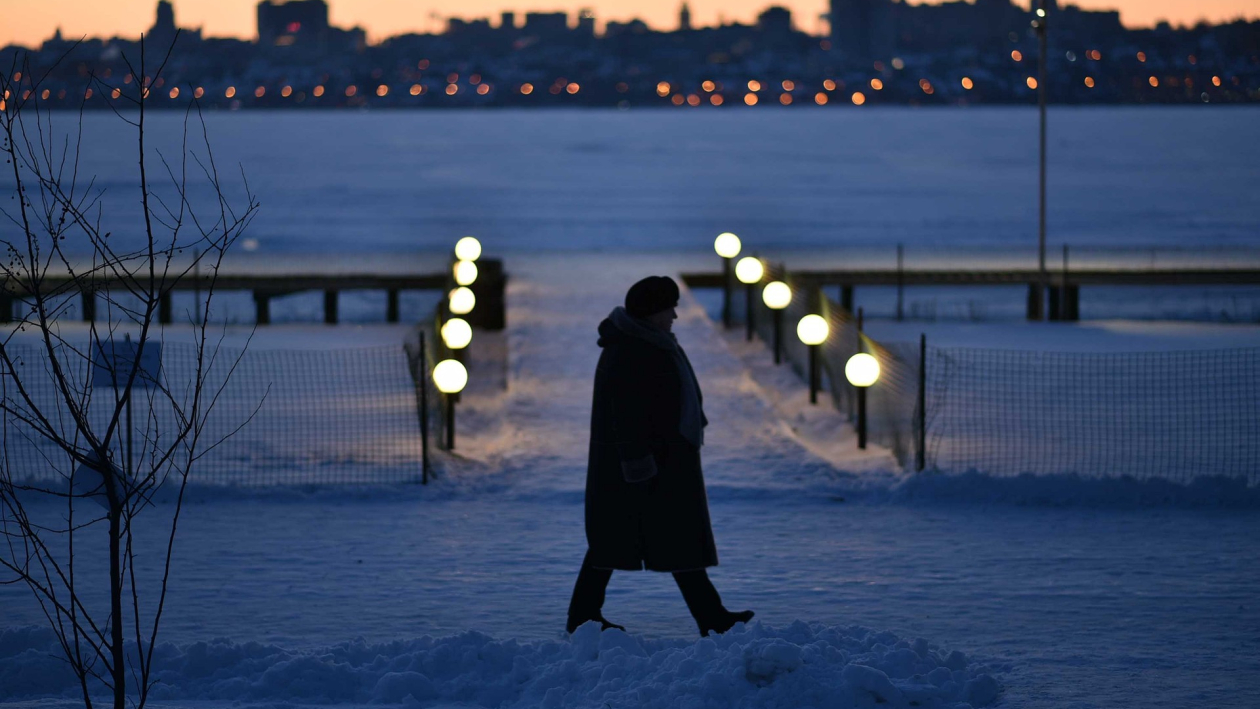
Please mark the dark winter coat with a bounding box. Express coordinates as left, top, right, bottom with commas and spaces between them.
584, 307, 718, 572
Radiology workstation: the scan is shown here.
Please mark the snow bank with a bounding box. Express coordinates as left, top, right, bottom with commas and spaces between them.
0, 622, 999, 708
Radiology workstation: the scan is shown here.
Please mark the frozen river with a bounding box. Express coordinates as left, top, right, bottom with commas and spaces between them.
18, 106, 1260, 262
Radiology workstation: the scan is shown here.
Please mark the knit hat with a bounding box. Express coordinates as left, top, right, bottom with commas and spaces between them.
625, 276, 680, 318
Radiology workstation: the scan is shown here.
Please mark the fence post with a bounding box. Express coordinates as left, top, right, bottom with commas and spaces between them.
419, 331, 430, 484
916, 333, 926, 472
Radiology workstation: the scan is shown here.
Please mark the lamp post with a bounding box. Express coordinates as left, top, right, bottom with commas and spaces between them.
448, 286, 476, 316
845, 352, 880, 449
1032, 3, 1049, 320
714, 232, 741, 329
735, 256, 765, 342
454, 236, 482, 262
796, 314, 829, 404
433, 359, 468, 450
762, 281, 791, 364
440, 317, 472, 363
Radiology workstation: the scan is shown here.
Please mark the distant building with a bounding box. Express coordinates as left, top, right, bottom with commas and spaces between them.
257, 0, 362, 54
146, 1, 200, 48
500, 12, 516, 30
604, 19, 649, 37
679, 3, 692, 32
576, 9, 596, 38
757, 6, 794, 35
830, 0, 896, 62
523, 12, 569, 38
258, 0, 329, 46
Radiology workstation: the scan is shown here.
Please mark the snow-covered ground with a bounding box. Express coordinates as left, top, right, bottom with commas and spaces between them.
3, 254, 1259, 709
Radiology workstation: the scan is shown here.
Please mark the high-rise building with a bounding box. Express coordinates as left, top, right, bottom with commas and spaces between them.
757, 6, 793, 35
257, 0, 330, 47
830, 0, 896, 62
523, 12, 569, 37
500, 12, 516, 30
577, 9, 596, 37
679, 3, 692, 31
146, 1, 199, 47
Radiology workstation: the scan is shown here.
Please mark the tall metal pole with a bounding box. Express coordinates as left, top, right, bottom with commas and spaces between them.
1034, 1, 1049, 320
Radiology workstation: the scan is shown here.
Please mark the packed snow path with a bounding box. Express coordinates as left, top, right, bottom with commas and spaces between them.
455, 253, 892, 497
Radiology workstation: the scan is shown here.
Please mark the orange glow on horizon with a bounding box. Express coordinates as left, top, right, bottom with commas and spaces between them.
2, 1, 1257, 48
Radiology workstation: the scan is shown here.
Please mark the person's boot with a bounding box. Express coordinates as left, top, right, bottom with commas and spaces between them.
566, 613, 627, 634
567, 556, 625, 634
697, 609, 755, 637
674, 569, 754, 637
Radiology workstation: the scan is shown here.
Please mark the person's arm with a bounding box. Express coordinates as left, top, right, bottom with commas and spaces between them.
608, 348, 671, 482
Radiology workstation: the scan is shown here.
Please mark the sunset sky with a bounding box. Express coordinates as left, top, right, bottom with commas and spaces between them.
1, 0, 1256, 47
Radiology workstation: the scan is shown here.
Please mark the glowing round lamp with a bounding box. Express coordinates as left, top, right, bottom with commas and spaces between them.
453, 260, 479, 286
433, 359, 468, 395
762, 281, 791, 310
448, 287, 476, 315
796, 314, 829, 346
454, 236, 482, 261
441, 318, 473, 350
714, 232, 742, 259
735, 257, 764, 285
845, 353, 881, 388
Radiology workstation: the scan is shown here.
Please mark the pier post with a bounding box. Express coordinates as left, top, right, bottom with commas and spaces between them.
0, 290, 12, 323
82, 289, 96, 323
840, 285, 854, 313
324, 290, 338, 325
468, 259, 506, 330
254, 292, 271, 325
1047, 285, 1062, 320
387, 288, 400, 323
159, 290, 173, 325
1064, 285, 1080, 321
1026, 284, 1042, 321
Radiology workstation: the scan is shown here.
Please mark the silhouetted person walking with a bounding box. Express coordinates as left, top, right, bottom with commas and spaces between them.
567, 276, 754, 637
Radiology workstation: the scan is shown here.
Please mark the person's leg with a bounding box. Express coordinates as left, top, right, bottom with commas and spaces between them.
672, 568, 723, 626
566, 550, 625, 633
673, 569, 754, 637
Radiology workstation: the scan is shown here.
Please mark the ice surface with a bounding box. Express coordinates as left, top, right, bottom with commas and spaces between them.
16, 108, 1260, 256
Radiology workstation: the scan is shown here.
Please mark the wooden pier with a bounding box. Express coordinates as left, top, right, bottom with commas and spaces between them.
682, 267, 1260, 321
1, 260, 507, 328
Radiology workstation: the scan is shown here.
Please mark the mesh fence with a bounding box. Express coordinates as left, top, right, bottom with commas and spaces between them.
924, 346, 1260, 483
2, 338, 434, 486
733, 266, 1260, 485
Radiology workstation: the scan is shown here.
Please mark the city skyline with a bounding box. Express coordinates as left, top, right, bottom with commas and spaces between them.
3, 0, 1259, 47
